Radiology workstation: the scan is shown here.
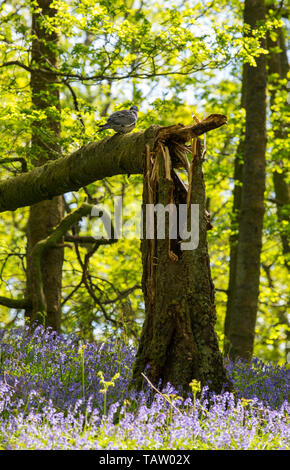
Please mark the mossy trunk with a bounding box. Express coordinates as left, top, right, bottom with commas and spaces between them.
25, 0, 64, 331
133, 139, 230, 393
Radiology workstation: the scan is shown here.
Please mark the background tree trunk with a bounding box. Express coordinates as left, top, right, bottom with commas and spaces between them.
267, 21, 290, 361
224, 69, 246, 355
25, 0, 64, 331
267, 26, 289, 269
133, 139, 230, 393
227, 0, 267, 361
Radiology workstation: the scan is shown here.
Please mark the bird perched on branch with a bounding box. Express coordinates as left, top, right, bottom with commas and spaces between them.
98, 105, 138, 134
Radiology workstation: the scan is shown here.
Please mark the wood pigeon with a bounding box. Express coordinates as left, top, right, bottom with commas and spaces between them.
98, 106, 138, 134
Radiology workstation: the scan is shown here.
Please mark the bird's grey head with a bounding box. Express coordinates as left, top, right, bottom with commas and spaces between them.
130, 106, 138, 112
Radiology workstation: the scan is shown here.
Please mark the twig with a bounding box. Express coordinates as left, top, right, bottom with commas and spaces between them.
141, 372, 183, 415
62, 81, 85, 128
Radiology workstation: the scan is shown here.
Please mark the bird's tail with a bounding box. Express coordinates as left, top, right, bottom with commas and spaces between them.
97, 124, 109, 132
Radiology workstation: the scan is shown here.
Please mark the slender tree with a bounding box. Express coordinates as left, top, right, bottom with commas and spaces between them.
25, 0, 64, 330
267, 17, 289, 360
226, 0, 267, 360
224, 69, 246, 355
267, 25, 289, 270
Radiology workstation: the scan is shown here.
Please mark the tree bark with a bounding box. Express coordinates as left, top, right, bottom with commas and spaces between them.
224, 69, 246, 355
267, 21, 290, 361
267, 26, 289, 269
227, 0, 267, 361
25, 0, 64, 330
132, 137, 231, 394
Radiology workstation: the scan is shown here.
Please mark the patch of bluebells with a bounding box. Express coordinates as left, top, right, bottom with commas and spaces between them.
0, 325, 135, 412
0, 326, 289, 450
226, 357, 289, 409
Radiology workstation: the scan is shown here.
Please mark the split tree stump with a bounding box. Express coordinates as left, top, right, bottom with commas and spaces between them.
133, 118, 231, 393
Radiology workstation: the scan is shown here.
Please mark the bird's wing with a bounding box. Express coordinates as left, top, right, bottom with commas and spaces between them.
107, 110, 136, 126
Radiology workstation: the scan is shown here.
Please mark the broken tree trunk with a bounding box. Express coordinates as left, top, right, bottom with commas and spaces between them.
132, 130, 231, 394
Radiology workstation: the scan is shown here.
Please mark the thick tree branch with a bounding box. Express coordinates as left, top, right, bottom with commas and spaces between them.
0, 296, 31, 309
64, 234, 115, 245
0, 115, 227, 213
